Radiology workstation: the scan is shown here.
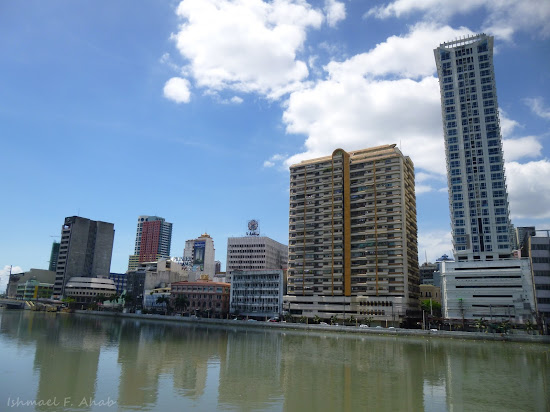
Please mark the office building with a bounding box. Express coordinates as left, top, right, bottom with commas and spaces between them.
230, 269, 285, 319
128, 216, 172, 272
109, 272, 127, 295
434, 34, 513, 262
518, 228, 550, 333
64, 277, 117, 307
441, 259, 535, 323
286, 145, 419, 325
53, 216, 115, 299
226, 235, 288, 278
419, 262, 438, 285
48, 241, 60, 272
6, 269, 55, 298
183, 234, 216, 279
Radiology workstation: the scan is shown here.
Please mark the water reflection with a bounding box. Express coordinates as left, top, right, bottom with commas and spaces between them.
0, 310, 547, 411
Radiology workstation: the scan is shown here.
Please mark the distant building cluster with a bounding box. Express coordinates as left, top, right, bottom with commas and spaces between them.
4, 33, 548, 333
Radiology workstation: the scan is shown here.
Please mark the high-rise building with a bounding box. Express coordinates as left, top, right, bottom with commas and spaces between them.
183, 234, 216, 279
286, 145, 419, 325
127, 216, 172, 271
53, 216, 115, 298
434, 34, 513, 262
48, 241, 60, 272
226, 236, 288, 278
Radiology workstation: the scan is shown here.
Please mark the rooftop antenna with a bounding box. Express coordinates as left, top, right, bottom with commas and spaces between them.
425, 250, 428, 265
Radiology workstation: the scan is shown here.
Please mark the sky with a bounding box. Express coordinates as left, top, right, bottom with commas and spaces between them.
2, 0, 550, 291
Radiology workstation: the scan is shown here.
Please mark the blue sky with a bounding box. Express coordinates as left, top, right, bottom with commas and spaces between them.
2, 0, 550, 289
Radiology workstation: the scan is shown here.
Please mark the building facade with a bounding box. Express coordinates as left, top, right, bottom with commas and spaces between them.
434, 34, 513, 262
286, 145, 419, 325
49, 241, 60, 272
171, 280, 231, 317
226, 236, 288, 278
53, 216, 115, 299
109, 272, 127, 295
230, 270, 285, 319
64, 277, 117, 307
440, 259, 535, 323
128, 216, 172, 272
6, 269, 55, 298
183, 234, 216, 279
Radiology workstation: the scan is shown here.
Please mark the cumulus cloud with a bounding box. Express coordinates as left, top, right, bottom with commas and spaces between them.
524, 97, 550, 120
507, 160, 550, 219
163, 77, 191, 103
171, 0, 324, 100
230, 96, 244, 104
418, 230, 453, 262
366, 0, 550, 40
499, 108, 520, 138
0, 265, 23, 294
324, 0, 346, 28
325, 23, 472, 79
263, 153, 287, 168
503, 136, 542, 162
283, 24, 476, 176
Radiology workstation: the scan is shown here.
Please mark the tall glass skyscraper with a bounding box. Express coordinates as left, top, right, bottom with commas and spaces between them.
434, 34, 513, 262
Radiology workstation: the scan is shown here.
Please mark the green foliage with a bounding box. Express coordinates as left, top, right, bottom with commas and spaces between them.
474, 318, 488, 332
313, 315, 321, 324
421, 300, 442, 317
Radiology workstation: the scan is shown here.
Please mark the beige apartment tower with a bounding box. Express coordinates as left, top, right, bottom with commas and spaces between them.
287, 145, 420, 326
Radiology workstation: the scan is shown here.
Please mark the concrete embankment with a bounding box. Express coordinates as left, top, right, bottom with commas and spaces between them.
75, 310, 550, 344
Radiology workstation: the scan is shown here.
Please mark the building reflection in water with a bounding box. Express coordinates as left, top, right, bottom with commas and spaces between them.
0, 311, 548, 411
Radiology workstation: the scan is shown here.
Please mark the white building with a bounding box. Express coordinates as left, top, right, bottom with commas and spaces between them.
64, 277, 117, 306
230, 270, 285, 319
183, 233, 216, 279
226, 236, 288, 279
441, 259, 535, 323
434, 34, 514, 262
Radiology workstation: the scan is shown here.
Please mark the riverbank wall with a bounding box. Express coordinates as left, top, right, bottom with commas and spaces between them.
74, 310, 550, 344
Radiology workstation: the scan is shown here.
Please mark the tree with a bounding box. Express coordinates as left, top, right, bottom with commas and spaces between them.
121, 294, 135, 311
525, 320, 536, 335
421, 300, 442, 318
313, 315, 321, 324
363, 317, 374, 327
474, 318, 487, 332
156, 295, 171, 315
173, 295, 189, 315
62, 296, 76, 309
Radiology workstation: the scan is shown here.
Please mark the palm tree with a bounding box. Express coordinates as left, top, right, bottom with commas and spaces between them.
156, 295, 171, 315
174, 295, 189, 315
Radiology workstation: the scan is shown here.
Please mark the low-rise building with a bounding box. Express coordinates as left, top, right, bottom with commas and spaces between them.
171, 280, 230, 318
419, 285, 441, 304
143, 287, 171, 311
230, 270, 285, 319
64, 277, 116, 307
6, 269, 56, 298
109, 272, 127, 295
16, 279, 54, 300
441, 259, 535, 324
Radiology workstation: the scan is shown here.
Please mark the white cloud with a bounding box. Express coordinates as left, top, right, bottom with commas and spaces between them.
523, 97, 550, 120
506, 160, 550, 219
263, 153, 288, 168
230, 96, 244, 104
163, 77, 192, 103
282, 24, 476, 176
263, 160, 275, 168
503, 136, 542, 161
171, 0, 324, 100
499, 108, 520, 138
418, 230, 453, 263
366, 0, 550, 41
415, 184, 433, 195
0, 265, 23, 295
325, 23, 472, 79
324, 0, 346, 28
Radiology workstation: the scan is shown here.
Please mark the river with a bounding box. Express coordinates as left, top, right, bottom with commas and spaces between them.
0, 310, 548, 411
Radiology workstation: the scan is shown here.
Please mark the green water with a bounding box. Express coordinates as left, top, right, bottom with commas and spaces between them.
0, 310, 548, 411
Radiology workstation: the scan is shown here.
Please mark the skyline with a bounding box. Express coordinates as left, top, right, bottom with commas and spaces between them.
2, 0, 550, 290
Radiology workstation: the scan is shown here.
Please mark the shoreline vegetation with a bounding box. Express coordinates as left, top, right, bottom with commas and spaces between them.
74, 310, 550, 344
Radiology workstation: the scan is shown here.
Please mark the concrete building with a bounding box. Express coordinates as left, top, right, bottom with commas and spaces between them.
48, 241, 60, 272
184, 234, 216, 279
143, 287, 171, 311
109, 272, 127, 295
128, 216, 172, 272
53, 216, 115, 299
64, 277, 117, 307
16, 279, 54, 300
286, 145, 420, 326
440, 259, 535, 323
419, 285, 441, 304
435, 34, 514, 261
519, 229, 550, 332
230, 270, 285, 319
226, 236, 288, 278
171, 280, 231, 317
419, 262, 438, 285
6, 269, 55, 298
